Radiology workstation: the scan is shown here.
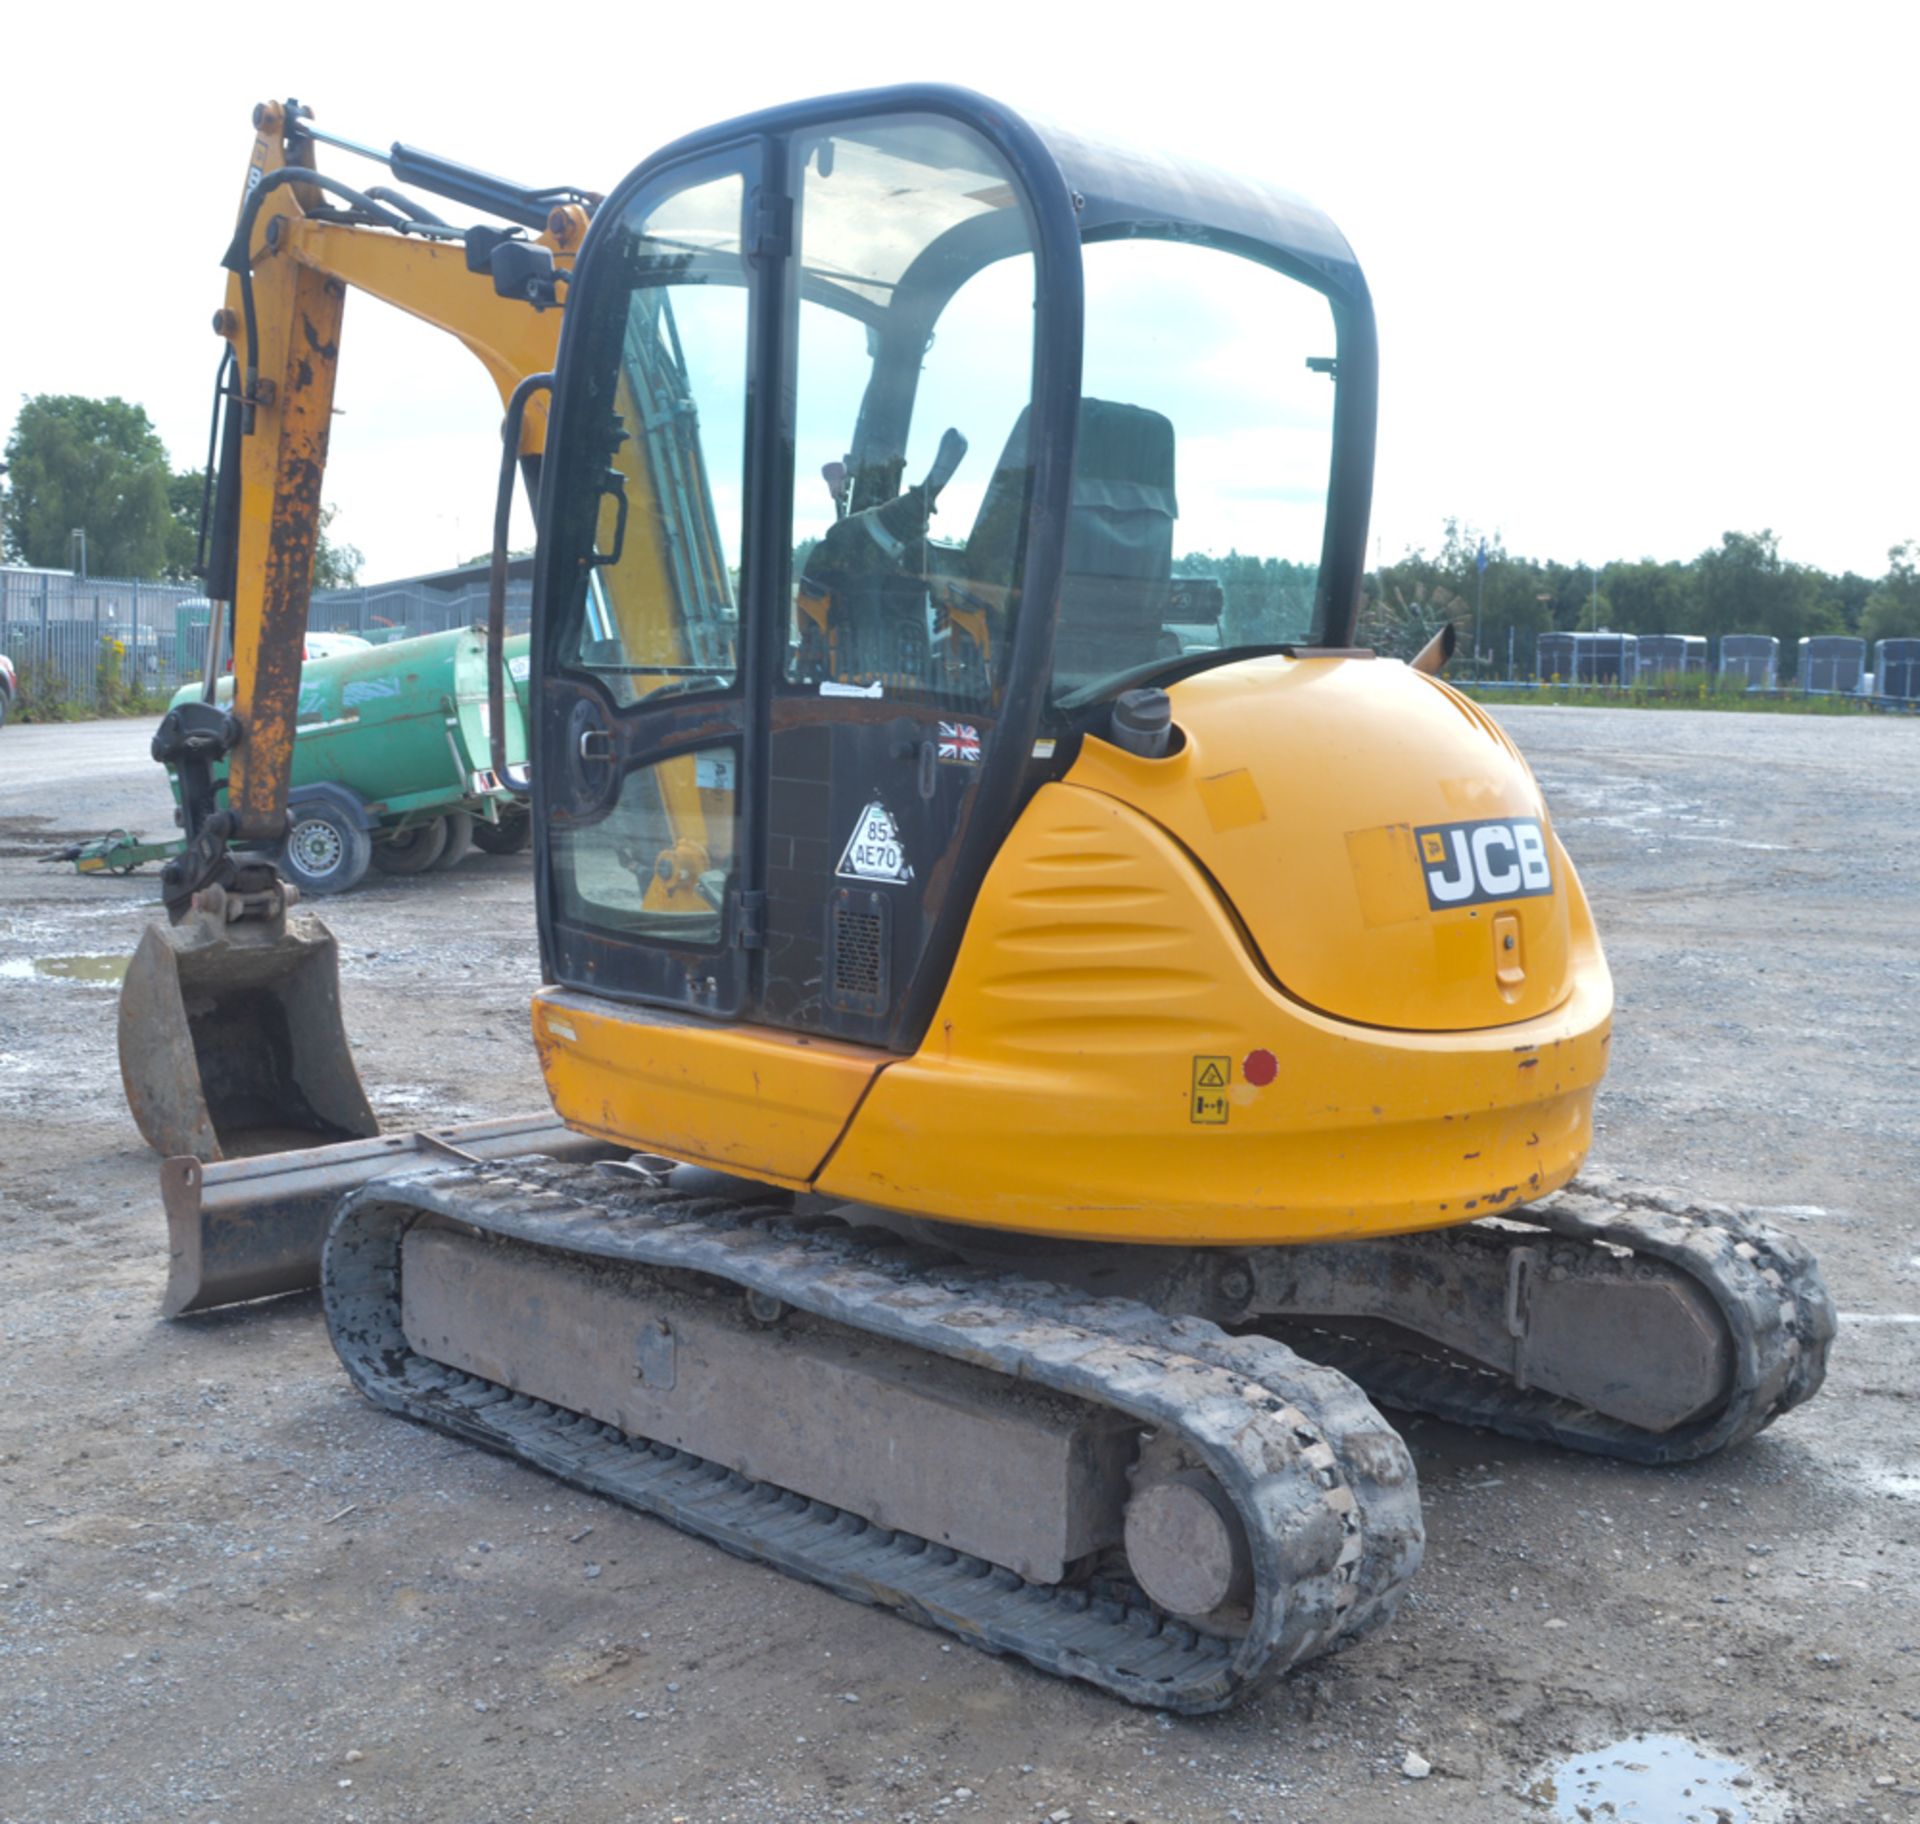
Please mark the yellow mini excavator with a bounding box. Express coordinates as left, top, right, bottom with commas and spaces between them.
120, 89, 1834, 1713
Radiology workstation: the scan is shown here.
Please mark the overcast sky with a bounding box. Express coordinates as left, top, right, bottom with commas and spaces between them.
2, 3, 1915, 584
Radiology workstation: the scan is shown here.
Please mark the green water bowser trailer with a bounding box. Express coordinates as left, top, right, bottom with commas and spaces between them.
148, 625, 533, 894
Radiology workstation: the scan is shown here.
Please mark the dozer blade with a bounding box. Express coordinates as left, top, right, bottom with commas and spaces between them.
119, 901, 377, 1161
161, 1114, 623, 1317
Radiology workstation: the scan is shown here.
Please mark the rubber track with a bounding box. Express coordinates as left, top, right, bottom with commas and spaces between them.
1282, 1178, 1837, 1466
322, 1161, 1425, 1713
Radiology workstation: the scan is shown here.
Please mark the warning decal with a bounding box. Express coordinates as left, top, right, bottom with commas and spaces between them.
837, 800, 914, 884
1191, 1055, 1231, 1124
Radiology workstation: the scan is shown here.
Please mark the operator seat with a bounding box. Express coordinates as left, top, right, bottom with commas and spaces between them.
962, 398, 1178, 691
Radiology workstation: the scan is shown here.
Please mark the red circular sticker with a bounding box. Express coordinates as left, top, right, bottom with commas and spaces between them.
1242, 1048, 1278, 1088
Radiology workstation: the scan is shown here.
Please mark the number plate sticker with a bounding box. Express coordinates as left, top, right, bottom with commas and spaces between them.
837, 800, 914, 884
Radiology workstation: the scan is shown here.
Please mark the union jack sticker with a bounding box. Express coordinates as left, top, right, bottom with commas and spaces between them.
937, 720, 982, 765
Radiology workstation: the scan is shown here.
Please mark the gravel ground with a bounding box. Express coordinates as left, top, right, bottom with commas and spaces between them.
0, 705, 1915, 1824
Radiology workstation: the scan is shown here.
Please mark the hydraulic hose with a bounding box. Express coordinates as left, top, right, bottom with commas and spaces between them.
197, 349, 243, 701
365, 185, 450, 227
194, 348, 234, 580
223, 167, 430, 433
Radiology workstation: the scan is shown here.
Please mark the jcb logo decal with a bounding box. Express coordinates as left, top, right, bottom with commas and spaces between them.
1415, 816, 1553, 910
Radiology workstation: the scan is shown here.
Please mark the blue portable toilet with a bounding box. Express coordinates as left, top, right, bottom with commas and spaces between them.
1719, 634, 1778, 689
1638, 634, 1707, 677
1874, 639, 1920, 701
1799, 636, 1866, 694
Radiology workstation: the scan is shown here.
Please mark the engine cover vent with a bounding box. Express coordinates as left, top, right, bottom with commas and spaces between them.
828, 888, 890, 1016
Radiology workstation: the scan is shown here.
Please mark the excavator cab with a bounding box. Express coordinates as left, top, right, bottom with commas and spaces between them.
517, 91, 1612, 1237
529, 93, 1366, 1060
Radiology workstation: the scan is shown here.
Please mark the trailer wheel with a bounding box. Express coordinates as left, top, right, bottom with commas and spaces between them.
432, 811, 476, 870
372, 817, 450, 875
472, 808, 531, 855
471, 808, 531, 855
279, 803, 373, 895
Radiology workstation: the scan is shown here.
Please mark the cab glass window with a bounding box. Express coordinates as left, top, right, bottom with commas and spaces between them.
786, 120, 1038, 710
1053, 238, 1338, 702
549, 172, 747, 709
552, 745, 738, 947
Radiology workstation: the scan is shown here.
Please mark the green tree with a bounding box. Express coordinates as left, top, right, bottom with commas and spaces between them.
1435, 522, 1560, 673
1693, 530, 1836, 676
1823, 570, 1875, 634
1358, 550, 1467, 660
1861, 543, 1920, 646
311, 503, 364, 591
2, 395, 172, 576
1169, 514, 1908, 680
1398, 522, 1566, 675
164, 468, 206, 581
1601, 559, 1698, 637
460, 545, 537, 569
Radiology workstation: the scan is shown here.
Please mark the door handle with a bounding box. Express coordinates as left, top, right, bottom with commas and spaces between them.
579, 729, 614, 763
586, 470, 630, 569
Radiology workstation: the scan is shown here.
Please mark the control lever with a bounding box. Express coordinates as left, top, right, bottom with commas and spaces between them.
923, 427, 968, 501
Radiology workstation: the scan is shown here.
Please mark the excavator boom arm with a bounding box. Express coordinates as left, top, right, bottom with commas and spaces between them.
195, 99, 578, 856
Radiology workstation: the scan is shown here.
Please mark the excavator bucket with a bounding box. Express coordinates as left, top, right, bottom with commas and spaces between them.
121, 901, 625, 1318
118, 901, 377, 1162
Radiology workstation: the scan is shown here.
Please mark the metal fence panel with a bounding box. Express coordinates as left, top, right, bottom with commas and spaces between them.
309, 577, 532, 641
0, 566, 530, 713
0, 568, 207, 711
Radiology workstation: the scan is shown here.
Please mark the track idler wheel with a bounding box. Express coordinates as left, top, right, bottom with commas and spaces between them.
1124, 1468, 1255, 1624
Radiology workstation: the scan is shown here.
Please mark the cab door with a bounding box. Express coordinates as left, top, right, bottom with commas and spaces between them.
760, 114, 1047, 1049
536, 149, 768, 1018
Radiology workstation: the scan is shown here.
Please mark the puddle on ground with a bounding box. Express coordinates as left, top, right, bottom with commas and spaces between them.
0, 953, 130, 985
1529, 1734, 1786, 1822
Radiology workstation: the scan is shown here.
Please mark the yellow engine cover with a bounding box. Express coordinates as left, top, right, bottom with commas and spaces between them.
817, 656, 1613, 1244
